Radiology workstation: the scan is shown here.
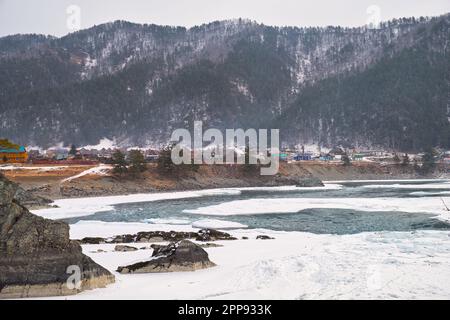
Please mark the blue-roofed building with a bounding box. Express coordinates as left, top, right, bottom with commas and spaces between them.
293, 153, 313, 161
0, 140, 28, 163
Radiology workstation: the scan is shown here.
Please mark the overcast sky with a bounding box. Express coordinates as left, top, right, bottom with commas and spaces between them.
0, 0, 449, 37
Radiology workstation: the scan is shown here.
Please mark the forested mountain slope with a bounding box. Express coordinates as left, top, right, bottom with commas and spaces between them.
0, 15, 449, 150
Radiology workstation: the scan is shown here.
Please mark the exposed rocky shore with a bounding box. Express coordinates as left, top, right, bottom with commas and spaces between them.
0, 174, 115, 299
78, 229, 238, 245
3, 163, 322, 200
5, 162, 448, 202
58, 164, 323, 198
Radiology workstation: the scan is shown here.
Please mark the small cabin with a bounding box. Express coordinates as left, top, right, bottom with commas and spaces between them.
319, 155, 333, 161
293, 153, 313, 161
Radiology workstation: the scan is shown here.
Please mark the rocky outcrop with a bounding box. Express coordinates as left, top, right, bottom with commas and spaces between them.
13, 186, 53, 209
79, 229, 237, 244
114, 245, 138, 252
196, 229, 237, 241
117, 240, 216, 274
296, 176, 324, 187
0, 174, 114, 299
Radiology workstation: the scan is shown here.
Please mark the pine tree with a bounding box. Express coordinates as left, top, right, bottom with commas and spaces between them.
128, 149, 146, 176
112, 150, 128, 175
69, 144, 77, 156
342, 154, 351, 166
157, 144, 176, 175
421, 148, 436, 173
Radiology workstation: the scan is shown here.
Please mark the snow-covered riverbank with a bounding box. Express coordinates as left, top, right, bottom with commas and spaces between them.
38, 221, 450, 300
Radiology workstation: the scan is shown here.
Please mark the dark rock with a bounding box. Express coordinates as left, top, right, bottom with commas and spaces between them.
117, 240, 216, 273
196, 229, 237, 241
256, 235, 275, 240
76, 229, 237, 244
110, 234, 136, 243
150, 243, 165, 251
136, 231, 198, 243
13, 186, 53, 209
80, 237, 106, 244
296, 176, 324, 187
242, 237, 249, 240
0, 174, 114, 299
114, 245, 138, 252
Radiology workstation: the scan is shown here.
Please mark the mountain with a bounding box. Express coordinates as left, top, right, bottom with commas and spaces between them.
0, 16, 449, 151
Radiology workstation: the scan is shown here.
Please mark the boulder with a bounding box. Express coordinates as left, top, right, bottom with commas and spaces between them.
256, 235, 275, 240
80, 237, 106, 244
114, 245, 138, 252
117, 240, 215, 274
196, 229, 237, 241
110, 234, 136, 243
0, 174, 115, 299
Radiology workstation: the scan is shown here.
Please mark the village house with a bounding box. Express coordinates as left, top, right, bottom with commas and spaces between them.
0, 139, 28, 163
293, 153, 313, 161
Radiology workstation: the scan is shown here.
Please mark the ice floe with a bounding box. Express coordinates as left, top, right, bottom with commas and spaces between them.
32, 185, 339, 220
191, 219, 248, 230
183, 197, 450, 222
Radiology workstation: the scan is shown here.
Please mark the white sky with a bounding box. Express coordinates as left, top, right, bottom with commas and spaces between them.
0, 0, 449, 37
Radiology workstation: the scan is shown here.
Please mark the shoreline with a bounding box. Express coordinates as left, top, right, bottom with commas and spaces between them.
3, 162, 449, 202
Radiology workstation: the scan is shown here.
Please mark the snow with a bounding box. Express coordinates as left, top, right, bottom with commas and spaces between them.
36, 227, 450, 300
142, 218, 247, 229
142, 218, 192, 225
32, 185, 338, 220
47, 142, 68, 151
361, 183, 450, 190
183, 197, 450, 222
192, 219, 248, 230
0, 165, 70, 171
62, 164, 112, 183
69, 221, 198, 240
81, 138, 117, 150
232, 184, 342, 192
323, 179, 450, 184
410, 191, 450, 196
32, 188, 243, 220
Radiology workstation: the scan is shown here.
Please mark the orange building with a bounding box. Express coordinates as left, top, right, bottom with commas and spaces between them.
0, 140, 28, 163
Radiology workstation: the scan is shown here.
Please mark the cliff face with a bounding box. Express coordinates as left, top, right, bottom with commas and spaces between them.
0, 174, 114, 299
